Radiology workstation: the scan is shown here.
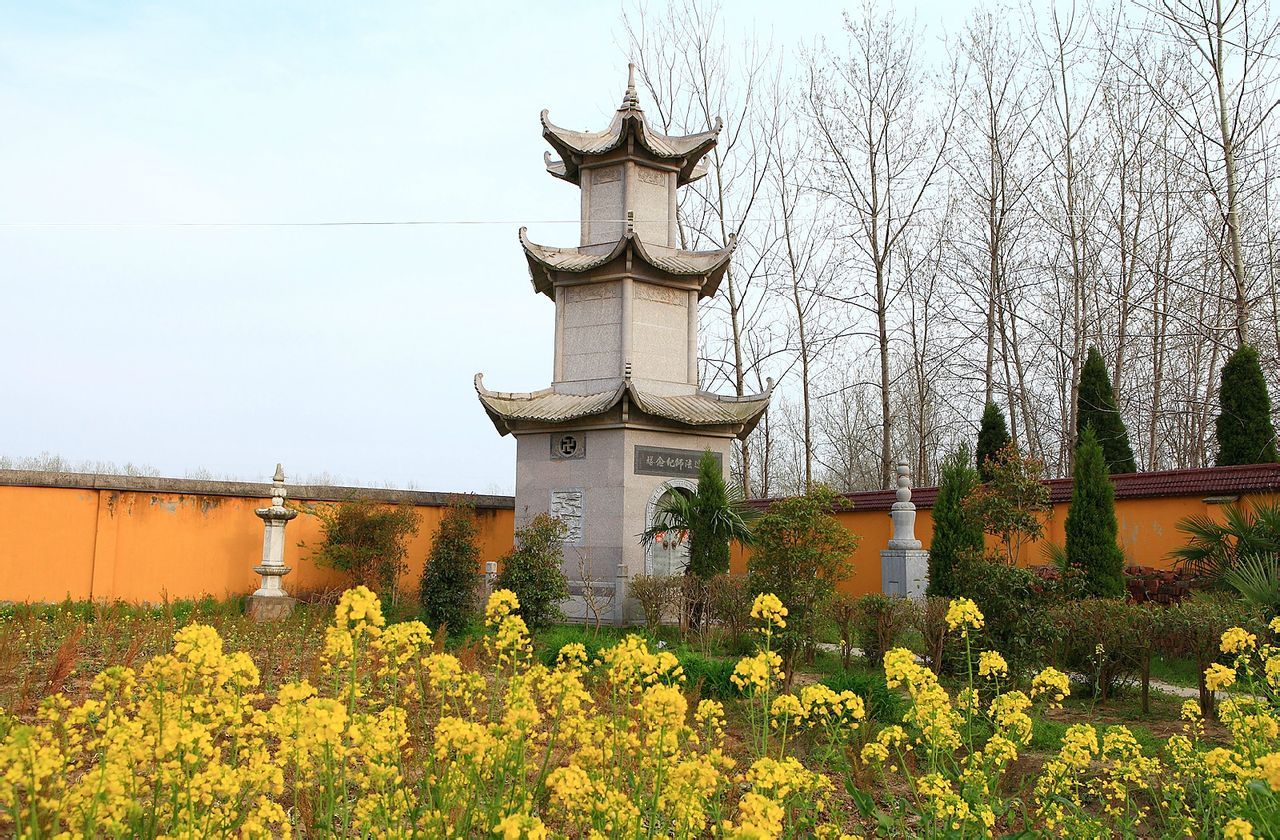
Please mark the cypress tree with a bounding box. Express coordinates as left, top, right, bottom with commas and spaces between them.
1076, 346, 1137, 474
976, 402, 1011, 481
1065, 428, 1126, 597
419, 503, 481, 633
687, 450, 733, 578
1216, 344, 1280, 465
927, 446, 985, 598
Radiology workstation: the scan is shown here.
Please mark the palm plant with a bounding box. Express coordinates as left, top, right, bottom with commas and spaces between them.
1170, 500, 1280, 582
639, 450, 756, 580
1221, 553, 1280, 613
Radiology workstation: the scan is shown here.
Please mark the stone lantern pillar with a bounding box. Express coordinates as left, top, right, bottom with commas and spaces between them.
247, 463, 299, 620
880, 460, 930, 599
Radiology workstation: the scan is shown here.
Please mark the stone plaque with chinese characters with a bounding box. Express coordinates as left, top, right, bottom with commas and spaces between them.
549, 489, 584, 545
633, 446, 721, 478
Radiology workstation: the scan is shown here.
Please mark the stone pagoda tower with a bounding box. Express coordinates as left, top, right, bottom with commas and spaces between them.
476, 67, 771, 621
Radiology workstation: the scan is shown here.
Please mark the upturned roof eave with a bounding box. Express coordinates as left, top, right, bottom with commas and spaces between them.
518, 228, 736, 299
474, 375, 771, 440
539, 108, 719, 186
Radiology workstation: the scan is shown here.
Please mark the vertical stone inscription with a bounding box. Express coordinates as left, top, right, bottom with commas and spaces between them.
549, 489, 585, 545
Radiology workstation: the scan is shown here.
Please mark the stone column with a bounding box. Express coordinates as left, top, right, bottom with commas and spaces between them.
880, 460, 930, 599
613, 561, 630, 627
247, 463, 299, 621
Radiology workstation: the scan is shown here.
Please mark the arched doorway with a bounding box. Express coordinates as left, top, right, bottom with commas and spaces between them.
644, 478, 696, 576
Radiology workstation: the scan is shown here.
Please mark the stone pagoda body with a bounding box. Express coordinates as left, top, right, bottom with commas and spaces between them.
476, 67, 771, 622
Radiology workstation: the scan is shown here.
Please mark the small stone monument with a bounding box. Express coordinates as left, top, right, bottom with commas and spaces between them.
881, 460, 930, 599
247, 463, 298, 621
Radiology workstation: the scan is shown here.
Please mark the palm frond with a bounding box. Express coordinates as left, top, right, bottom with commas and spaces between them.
1221, 552, 1280, 610
1170, 501, 1280, 582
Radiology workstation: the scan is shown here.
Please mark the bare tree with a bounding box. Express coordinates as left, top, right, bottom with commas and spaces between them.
623, 0, 782, 497
1135, 0, 1280, 344
805, 3, 957, 486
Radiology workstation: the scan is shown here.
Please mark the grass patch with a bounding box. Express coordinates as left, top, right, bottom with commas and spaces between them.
677, 651, 738, 699
821, 670, 905, 723
1149, 655, 1201, 689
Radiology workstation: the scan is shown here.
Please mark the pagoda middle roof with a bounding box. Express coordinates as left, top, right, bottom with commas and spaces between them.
519, 228, 735, 299
474, 374, 773, 440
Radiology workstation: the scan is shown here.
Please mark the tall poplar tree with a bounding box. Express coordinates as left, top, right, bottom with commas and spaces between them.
1216, 345, 1280, 466
976, 402, 1011, 481
927, 446, 984, 597
1076, 347, 1138, 474
1065, 428, 1126, 597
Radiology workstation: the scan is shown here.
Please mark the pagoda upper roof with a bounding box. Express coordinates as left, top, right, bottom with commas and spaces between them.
541, 68, 721, 186
519, 227, 735, 299
474, 374, 772, 440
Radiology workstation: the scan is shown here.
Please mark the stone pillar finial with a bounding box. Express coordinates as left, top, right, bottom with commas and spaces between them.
622, 63, 639, 109
248, 462, 299, 620
887, 459, 922, 550
881, 457, 928, 599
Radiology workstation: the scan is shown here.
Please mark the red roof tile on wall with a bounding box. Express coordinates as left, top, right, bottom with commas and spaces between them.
752, 463, 1280, 511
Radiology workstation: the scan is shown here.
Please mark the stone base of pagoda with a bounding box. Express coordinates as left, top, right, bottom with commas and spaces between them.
514, 425, 732, 627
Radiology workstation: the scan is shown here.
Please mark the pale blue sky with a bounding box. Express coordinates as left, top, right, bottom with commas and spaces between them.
0, 0, 972, 493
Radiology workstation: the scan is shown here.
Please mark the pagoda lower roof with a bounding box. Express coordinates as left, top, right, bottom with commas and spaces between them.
541, 108, 719, 186
519, 228, 734, 298
475, 374, 771, 440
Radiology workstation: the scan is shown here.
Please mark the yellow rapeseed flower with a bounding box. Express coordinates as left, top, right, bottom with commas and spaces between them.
945, 598, 984, 635
750, 593, 788, 629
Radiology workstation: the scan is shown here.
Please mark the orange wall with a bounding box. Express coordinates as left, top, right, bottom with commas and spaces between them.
4, 477, 1273, 604
0, 484, 514, 603
731, 492, 1278, 598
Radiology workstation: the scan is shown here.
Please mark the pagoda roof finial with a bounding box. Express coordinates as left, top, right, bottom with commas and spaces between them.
622, 63, 639, 110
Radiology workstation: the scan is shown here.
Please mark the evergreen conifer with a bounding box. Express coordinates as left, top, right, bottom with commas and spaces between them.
1216, 344, 1280, 465
976, 402, 1011, 481
688, 450, 734, 578
1064, 428, 1126, 597
927, 446, 984, 598
1076, 346, 1137, 473
419, 503, 480, 632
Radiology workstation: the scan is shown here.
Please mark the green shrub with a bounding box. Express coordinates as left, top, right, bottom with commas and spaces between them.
309, 500, 420, 605
536, 626, 616, 669
748, 485, 858, 680
963, 444, 1050, 566
853, 593, 917, 666
1159, 593, 1265, 718
1065, 429, 1126, 597
1046, 598, 1145, 702
706, 574, 753, 655
820, 670, 904, 724
677, 651, 738, 699
495, 514, 571, 630
928, 447, 984, 598
1171, 499, 1280, 583
955, 558, 1052, 676
419, 504, 481, 635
